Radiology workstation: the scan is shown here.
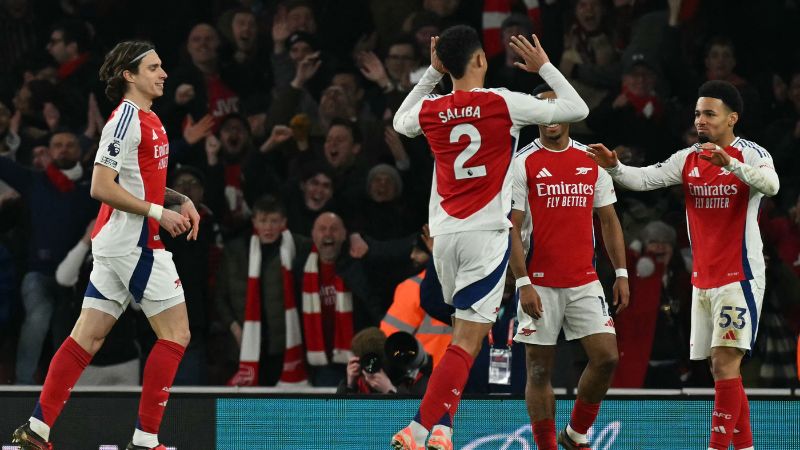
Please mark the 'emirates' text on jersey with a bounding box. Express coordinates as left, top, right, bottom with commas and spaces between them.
401, 89, 565, 236
625, 138, 772, 288
512, 139, 616, 287
91, 100, 169, 256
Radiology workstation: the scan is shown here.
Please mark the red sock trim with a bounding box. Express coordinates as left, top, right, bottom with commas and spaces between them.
569, 398, 601, 435
137, 339, 185, 434
532, 418, 557, 450
35, 337, 92, 426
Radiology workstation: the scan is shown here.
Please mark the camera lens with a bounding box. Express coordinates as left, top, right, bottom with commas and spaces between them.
361, 352, 382, 374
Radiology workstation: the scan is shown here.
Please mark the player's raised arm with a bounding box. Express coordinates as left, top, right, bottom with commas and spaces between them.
506, 34, 589, 125
586, 143, 686, 191
392, 37, 445, 137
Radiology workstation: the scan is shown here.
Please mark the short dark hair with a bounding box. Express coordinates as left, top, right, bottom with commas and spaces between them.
532, 83, 553, 97
698, 80, 743, 115
53, 19, 91, 53
328, 118, 362, 144
387, 35, 419, 60
99, 40, 156, 102
252, 195, 286, 216
435, 25, 482, 79
285, 0, 314, 14
300, 159, 335, 183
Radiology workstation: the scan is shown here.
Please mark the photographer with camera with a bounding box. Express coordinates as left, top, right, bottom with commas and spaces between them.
338, 327, 431, 395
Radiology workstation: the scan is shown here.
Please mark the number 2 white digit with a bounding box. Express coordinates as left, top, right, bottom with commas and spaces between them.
451, 123, 486, 180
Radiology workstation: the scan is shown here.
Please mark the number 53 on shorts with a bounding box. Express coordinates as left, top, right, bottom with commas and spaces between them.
718, 306, 747, 329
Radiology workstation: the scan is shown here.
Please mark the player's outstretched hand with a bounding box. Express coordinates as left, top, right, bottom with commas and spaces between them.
613, 276, 630, 314
519, 285, 543, 319
430, 36, 447, 74
509, 34, 550, 73
586, 143, 619, 168
159, 208, 191, 238
697, 142, 732, 167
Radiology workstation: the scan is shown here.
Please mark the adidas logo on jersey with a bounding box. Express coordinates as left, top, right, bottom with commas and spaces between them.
721, 330, 737, 340
688, 167, 700, 177
152, 129, 159, 140
536, 168, 553, 178
575, 167, 592, 175
712, 425, 727, 434
719, 168, 731, 175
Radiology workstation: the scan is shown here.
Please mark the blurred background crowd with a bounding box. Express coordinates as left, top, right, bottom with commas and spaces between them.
0, 0, 799, 392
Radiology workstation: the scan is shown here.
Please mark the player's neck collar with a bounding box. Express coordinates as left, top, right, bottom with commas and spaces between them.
536, 138, 572, 153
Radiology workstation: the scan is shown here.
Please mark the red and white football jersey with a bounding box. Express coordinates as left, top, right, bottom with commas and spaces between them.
609, 137, 775, 288
393, 64, 588, 237
512, 139, 616, 288
92, 99, 169, 256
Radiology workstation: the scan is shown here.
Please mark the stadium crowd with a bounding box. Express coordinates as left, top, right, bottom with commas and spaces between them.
0, 0, 799, 391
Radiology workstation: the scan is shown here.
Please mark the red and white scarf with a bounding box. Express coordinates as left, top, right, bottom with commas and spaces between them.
301, 247, 354, 366
228, 230, 309, 386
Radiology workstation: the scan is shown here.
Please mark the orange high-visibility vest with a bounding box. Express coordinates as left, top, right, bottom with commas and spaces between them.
380, 270, 452, 367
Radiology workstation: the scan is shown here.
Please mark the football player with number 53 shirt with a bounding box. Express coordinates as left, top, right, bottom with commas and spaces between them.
13, 41, 199, 450
588, 80, 779, 450
391, 25, 588, 450
508, 84, 629, 450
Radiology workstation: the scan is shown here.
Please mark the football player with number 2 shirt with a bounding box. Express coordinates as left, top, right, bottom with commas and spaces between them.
391, 25, 588, 450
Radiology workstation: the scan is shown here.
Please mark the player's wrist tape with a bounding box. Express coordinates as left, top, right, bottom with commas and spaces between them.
147, 203, 163, 221
615, 268, 628, 278
515, 276, 532, 288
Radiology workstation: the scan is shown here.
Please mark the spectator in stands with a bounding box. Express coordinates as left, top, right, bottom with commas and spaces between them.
587, 51, 680, 161
0, 130, 97, 384
358, 36, 420, 111
270, 0, 318, 90
161, 166, 223, 385
702, 36, 762, 138
218, 7, 273, 114
45, 19, 102, 128
285, 160, 337, 236
216, 195, 311, 386
161, 23, 242, 135
294, 212, 384, 386
485, 14, 539, 93
765, 69, 800, 192
559, 0, 621, 138
203, 113, 257, 236
322, 119, 368, 213
351, 164, 417, 240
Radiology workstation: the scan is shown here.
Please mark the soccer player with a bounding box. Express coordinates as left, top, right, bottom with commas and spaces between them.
508, 84, 629, 450
587, 80, 779, 450
391, 26, 589, 450
12, 41, 200, 450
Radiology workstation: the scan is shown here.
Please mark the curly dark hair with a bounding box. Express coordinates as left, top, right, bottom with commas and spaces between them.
698, 80, 743, 115
435, 25, 483, 79
98, 41, 155, 103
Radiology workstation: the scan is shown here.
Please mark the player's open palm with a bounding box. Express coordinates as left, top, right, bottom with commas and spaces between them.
519, 285, 543, 319
586, 143, 619, 168
509, 34, 550, 73
613, 276, 630, 314
159, 208, 191, 238
180, 200, 201, 241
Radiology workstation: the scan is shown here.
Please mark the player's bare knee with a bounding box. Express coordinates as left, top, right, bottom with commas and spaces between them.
170, 327, 191, 348
526, 359, 551, 386
591, 350, 619, 377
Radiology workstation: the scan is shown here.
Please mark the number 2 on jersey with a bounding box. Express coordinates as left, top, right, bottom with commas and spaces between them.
451, 123, 486, 180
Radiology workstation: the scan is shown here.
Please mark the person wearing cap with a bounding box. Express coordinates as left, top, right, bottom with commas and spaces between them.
589, 79, 779, 450
587, 50, 680, 161
509, 83, 628, 450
